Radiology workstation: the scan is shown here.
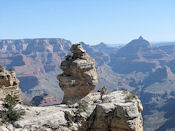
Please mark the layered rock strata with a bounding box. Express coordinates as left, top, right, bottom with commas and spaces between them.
0, 67, 22, 103
57, 44, 98, 103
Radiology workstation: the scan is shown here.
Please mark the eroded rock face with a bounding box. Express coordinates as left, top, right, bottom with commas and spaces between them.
0, 67, 22, 103
57, 44, 98, 103
80, 91, 143, 131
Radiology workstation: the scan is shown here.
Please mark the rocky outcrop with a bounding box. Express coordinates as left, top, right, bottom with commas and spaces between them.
0, 67, 22, 103
80, 91, 143, 131
57, 44, 98, 103
0, 91, 143, 131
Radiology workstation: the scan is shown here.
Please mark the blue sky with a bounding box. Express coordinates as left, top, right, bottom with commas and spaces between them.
0, 0, 175, 45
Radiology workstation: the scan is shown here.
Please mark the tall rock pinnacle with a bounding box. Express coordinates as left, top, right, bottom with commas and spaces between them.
57, 44, 98, 103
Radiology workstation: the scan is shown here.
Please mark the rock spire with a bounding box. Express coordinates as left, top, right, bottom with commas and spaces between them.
57, 44, 98, 103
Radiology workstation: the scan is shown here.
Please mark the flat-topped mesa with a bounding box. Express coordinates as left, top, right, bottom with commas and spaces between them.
57, 43, 98, 103
0, 67, 22, 103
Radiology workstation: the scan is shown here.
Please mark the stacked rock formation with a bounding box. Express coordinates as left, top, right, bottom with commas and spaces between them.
0, 67, 22, 103
57, 44, 98, 103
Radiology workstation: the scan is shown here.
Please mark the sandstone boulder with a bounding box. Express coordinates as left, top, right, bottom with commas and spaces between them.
0, 67, 21, 103
57, 44, 98, 103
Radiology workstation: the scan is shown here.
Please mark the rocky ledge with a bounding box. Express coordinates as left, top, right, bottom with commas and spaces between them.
1, 91, 143, 131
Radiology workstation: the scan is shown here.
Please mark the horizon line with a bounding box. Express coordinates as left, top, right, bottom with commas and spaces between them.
0, 37, 175, 45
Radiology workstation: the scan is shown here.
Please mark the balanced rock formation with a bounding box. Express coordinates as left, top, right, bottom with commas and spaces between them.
57, 44, 98, 103
2, 91, 143, 131
0, 67, 22, 103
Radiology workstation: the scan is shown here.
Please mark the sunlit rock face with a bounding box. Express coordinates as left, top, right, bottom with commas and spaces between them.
57, 44, 98, 103
0, 67, 22, 103
80, 91, 143, 131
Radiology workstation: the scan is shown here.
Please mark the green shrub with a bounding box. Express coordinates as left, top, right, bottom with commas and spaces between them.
2, 94, 17, 109
66, 100, 74, 107
0, 121, 3, 126
125, 91, 137, 102
0, 85, 3, 89
0, 66, 4, 72
0, 94, 25, 124
8, 68, 15, 72
77, 100, 88, 113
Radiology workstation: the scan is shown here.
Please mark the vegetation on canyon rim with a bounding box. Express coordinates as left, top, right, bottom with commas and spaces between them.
0, 95, 25, 124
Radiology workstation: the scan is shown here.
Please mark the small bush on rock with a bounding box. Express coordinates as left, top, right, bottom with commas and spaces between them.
67, 100, 74, 107
0, 85, 3, 89
8, 68, 15, 72
0, 94, 25, 124
125, 91, 137, 102
77, 100, 88, 113
0, 121, 3, 126
0, 66, 4, 72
